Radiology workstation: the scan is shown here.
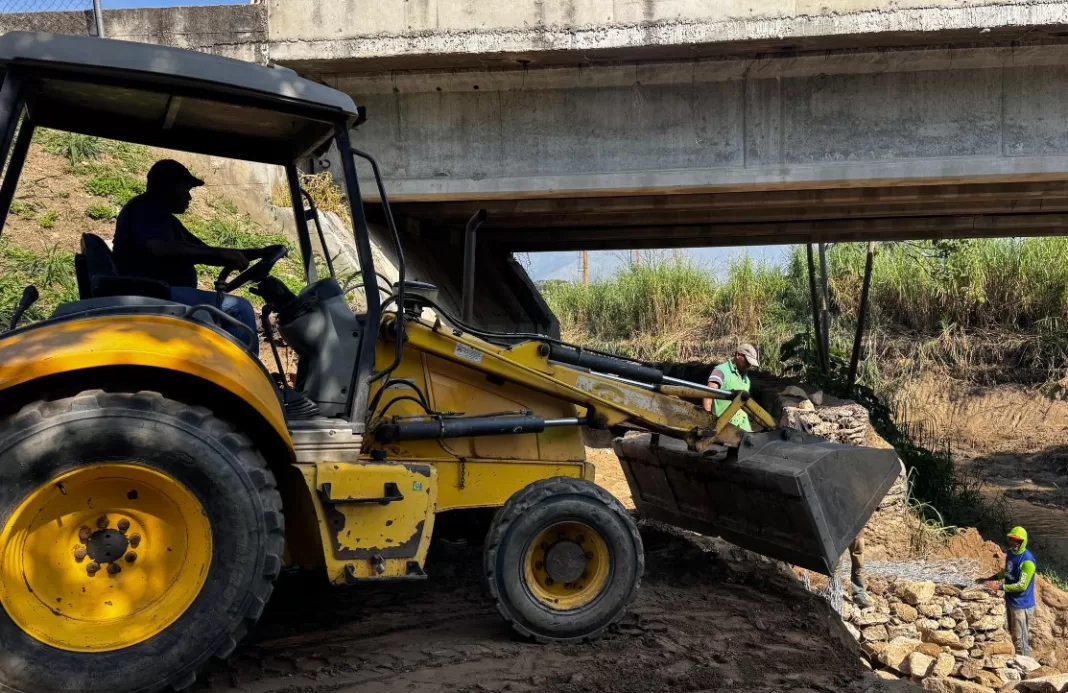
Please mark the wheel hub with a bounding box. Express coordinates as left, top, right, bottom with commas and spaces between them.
84, 524, 130, 565
544, 540, 588, 584
0, 464, 213, 652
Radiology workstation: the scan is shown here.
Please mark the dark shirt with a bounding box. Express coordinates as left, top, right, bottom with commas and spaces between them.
113, 193, 203, 288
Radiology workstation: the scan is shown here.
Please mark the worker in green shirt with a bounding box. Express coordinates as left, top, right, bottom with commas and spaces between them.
703, 343, 758, 431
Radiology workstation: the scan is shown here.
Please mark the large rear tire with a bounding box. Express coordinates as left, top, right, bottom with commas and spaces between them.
484, 477, 643, 643
0, 390, 284, 693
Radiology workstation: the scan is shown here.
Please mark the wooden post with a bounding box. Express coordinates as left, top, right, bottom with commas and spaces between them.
582, 250, 589, 286
806, 244, 828, 373
818, 242, 831, 372
847, 241, 877, 388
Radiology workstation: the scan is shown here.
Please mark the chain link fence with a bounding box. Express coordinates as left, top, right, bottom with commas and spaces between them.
0, 0, 104, 38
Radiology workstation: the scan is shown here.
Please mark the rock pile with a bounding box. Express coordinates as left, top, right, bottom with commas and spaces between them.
844, 576, 1065, 692
778, 387, 869, 446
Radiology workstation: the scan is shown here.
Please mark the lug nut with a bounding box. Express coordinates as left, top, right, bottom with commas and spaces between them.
86, 562, 100, 576
128, 533, 141, 548
117, 519, 130, 533
73, 547, 87, 562
124, 552, 137, 563
78, 526, 92, 542
107, 563, 121, 576
585, 552, 594, 560
545, 577, 554, 586
95, 515, 109, 530
535, 561, 544, 570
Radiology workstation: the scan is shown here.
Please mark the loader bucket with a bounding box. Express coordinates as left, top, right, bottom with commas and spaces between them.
613, 430, 901, 575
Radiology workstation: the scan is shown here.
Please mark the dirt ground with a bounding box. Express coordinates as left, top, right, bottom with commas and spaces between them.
197, 524, 909, 693
192, 443, 915, 693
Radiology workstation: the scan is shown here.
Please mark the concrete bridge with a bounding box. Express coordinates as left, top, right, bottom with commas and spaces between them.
8, 0, 1068, 329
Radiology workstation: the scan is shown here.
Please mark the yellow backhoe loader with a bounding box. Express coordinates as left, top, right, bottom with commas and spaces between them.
0, 32, 900, 693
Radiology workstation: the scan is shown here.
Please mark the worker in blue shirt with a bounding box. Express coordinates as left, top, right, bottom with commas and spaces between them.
978, 526, 1037, 656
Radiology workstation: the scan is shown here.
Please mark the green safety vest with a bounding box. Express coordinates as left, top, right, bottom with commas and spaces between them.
710, 360, 752, 432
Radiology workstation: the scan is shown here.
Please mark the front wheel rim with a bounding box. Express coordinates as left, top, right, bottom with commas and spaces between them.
0, 463, 213, 652
523, 521, 611, 610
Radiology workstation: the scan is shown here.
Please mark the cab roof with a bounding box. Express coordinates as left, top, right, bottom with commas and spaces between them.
0, 31, 360, 165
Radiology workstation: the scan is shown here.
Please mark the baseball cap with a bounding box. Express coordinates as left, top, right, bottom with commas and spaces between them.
737, 343, 760, 368
146, 159, 204, 190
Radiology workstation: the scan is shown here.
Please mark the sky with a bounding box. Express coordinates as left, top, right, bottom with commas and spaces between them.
522, 246, 792, 283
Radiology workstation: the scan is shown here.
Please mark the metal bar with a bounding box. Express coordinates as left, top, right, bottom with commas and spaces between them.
543, 417, 587, 427
335, 124, 381, 428
285, 164, 318, 285
93, 0, 106, 37
300, 189, 335, 278
713, 396, 747, 435
0, 116, 34, 235
462, 209, 486, 324
818, 242, 831, 372
847, 241, 877, 388
806, 244, 828, 373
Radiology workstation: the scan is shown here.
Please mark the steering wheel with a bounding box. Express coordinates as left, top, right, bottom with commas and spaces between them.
215, 245, 289, 293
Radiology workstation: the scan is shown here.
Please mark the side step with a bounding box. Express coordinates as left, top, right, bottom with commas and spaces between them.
613, 430, 901, 575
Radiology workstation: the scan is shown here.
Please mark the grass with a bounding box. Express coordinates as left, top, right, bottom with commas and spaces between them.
85, 203, 117, 221
36, 130, 102, 167
84, 172, 145, 206
37, 211, 58, 229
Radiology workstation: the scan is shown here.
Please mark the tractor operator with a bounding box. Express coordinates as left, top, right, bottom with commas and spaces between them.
113, 160, 272, 355
703, 343, 759, 431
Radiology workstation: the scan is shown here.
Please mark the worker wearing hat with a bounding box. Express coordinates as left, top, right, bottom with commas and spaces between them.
113, 159, 277, 354
703, 343, 759, 432
977, 526, 1037, 656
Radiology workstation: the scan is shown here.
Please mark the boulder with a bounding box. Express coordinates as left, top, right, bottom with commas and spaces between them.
998, 668, 1022, 683
855, 611, 892, 627
916, 643, 944, 658
919, 618, 943, 631
908, 652, 936, 677
900, 581, 938, 606
938, 585, 963, 598
961, 603, 989, 623
888, 624, 918, 641
983, 642, 1015, 657
984, 654, 1013, 669
845, 621, 861, 641
932, 653, 956, 678
920, 603, 946, 618
879, 639, 921, 672
939, 617, 957, 630
875, 670, 899, 681
893, 603, 919, 623
862, 625, 889, 642
960, 588, 991, 601
973, 616, 1001, 632
1016, 674, 1068, 693
922, 677, 998, 693
974, 670, 1005, 688
922, 629, 961, 647
960, 663, 982, 680
1028, 667, 1062, 681
1013, 656, 1042, 673
959, 636, 977, 650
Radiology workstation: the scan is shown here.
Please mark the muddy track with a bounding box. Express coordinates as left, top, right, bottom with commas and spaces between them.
195, 523, 908, 693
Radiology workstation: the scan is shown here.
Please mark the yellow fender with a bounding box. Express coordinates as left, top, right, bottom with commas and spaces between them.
0, 314, 293, 456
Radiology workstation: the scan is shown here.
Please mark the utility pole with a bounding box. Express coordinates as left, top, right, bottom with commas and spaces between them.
633, 249, 641, 266
92, 0, 106, 38
581, 250, 589, 286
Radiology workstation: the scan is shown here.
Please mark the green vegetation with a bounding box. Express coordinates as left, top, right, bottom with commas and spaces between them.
36, 130, 102, 166
37, 211, 58, 229
85, 172, 145, 206
0, 239, 79, 326
85, 203, 117, 221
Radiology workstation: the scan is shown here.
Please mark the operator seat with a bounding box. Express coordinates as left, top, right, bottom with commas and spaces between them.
75, 233, 171, 300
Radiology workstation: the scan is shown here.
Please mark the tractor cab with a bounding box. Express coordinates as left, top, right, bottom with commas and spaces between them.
0, 30, 395, 424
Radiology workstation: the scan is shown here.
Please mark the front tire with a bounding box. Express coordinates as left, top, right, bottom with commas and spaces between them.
484, 477, 643, 643
0, 390, 284, 693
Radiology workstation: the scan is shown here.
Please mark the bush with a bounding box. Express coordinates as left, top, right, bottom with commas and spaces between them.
86, 203, 117, 221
